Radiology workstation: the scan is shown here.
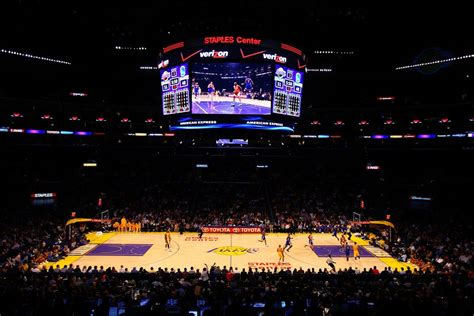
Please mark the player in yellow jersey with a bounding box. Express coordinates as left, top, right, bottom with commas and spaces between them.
120, 216, 127, 232
277, 244, 285, 263
165, 229, 171, 251
340, 234, 346, 250
353, 242, 360, 260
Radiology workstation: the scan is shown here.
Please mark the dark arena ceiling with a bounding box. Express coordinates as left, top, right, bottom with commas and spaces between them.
0, 1, 472, 139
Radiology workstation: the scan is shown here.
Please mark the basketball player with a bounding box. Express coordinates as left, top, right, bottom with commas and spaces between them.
326, 254, 336, 273
244, 76, 254, 98
304, 232, 314, 248
207, 81, 215, 109
345, 242, 351, 261
198, 227, 204, 239
120, 216, 127, 233
113, 221, 120, 231
353, 242, 360, 260
277, 244, 285, 263
258, 228, 267, 246
165, 229, 171, 251
340, 234, 346, 250
193, 82, 201, 100
232, 82, 242, 106
284, 234, 293, 252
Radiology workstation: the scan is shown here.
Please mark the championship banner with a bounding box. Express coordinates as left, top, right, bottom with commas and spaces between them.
201, 226, 262, 233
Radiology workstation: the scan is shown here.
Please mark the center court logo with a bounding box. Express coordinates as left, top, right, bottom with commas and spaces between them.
207, 246, 259, 256
199, 50, 229, 58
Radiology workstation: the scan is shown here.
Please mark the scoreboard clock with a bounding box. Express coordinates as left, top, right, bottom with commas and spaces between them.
272, 65, 304, 117
160, 63, 190, 115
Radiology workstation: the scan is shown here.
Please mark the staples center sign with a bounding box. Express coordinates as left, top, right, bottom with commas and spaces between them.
204, 36, 262, 45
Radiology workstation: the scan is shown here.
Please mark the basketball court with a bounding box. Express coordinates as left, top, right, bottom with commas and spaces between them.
43, 231, 415, 272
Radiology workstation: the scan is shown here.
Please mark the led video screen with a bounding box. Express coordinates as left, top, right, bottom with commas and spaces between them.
191, 62, 272, 115
272, 65, 304, 117
216, 138, 248, 146
160, 63, 190, 115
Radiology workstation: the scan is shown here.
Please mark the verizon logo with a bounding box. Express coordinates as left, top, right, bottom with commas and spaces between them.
199, 50, 229, 58
158, 59, 169, 69
263, 53, 287, 63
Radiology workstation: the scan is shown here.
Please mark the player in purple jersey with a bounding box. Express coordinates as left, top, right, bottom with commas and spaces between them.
258, 227, 268, 246
193, 82, 201, 100
207, 81, 215, 109
244, 76, 254, 98
304, 232, 314, 248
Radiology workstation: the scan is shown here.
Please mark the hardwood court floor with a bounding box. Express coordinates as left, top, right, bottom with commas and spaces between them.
43, 232, 416, 272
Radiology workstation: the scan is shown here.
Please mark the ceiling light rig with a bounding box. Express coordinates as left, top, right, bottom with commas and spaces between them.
0, 49, 71, 65
395, 54, 474, 70
314, 50, 354, 55
115, 46, 147, 51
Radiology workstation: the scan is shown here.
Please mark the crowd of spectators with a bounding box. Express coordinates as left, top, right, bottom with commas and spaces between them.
1, 263, 472, 316
0, 176, 472, 315
0, 215, 89, 273
389, 222, 473, 274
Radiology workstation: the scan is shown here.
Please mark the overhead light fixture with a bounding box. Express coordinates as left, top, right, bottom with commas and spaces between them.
41, 114, 53, 120
0, 49, 71, 65
115, 46, 147, 51
314, 50, 354, 55
396, 53, 474, 70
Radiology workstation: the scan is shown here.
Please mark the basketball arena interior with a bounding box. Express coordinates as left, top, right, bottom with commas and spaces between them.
0, 2, 473, 316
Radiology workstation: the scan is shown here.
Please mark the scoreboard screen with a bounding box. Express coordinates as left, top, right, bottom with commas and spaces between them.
191, 62, 272, 115
160, 63, 190, 115
159, 36, 307, 129
272, 65, 304, 117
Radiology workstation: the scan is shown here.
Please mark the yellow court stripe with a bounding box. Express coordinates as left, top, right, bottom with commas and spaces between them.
41, 256, 82, 269
379, 257, 418, 270
86, 232, 117, 244
349, 236, 370, 246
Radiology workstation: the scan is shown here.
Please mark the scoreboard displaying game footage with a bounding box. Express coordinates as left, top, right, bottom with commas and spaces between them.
272, 65, 304, 117
160, 63, 190, 115
191, 62, 272, 115
159, 36, 307, 127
